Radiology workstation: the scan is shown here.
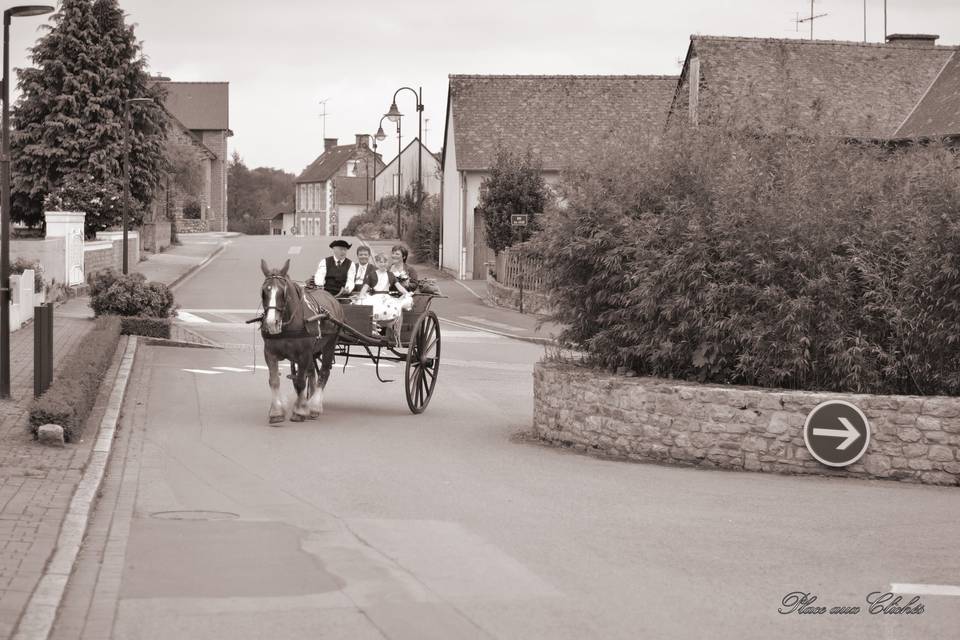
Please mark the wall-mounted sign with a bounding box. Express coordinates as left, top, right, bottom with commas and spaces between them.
803, 400, 871, 467
510, 214, 529, 227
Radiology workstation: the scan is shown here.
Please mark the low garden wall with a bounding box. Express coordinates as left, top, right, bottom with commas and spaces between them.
485, 271, 551, 315
141, 220, 172, 253
175, 218, 207, 233
533, 362, 960, 486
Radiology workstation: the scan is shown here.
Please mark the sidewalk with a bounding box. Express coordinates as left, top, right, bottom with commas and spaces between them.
0, 234, 230, 639
413, 262, 564, 345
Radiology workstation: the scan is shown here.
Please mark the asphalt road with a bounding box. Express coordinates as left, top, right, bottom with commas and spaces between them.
56, 234, 960, 640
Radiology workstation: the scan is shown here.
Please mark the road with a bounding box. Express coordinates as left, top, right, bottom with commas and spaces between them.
53, 235, 960, 639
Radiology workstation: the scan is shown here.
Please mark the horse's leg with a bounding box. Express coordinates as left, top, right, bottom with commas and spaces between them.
290, 349, 312, 422
264, 348, 285, 424
305, 360, 320, 419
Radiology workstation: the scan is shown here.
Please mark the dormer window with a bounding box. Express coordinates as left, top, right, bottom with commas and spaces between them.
347, 160, 360, 177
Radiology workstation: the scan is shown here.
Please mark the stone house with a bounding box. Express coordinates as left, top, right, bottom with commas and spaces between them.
373, 137, 441, 202
294, 135, 384, 236
155, 80, 231, 233
441, 75, 678, 279
669, 33, 958, 137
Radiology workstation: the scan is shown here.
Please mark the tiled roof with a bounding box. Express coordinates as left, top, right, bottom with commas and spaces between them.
264, 204, 292, 220
156, 82, 229, 131
334, 177, 370, 205
448, 75, 678, 171
296, 145, 357, 184
673, 36, 956, 137
895, 52, 960, 138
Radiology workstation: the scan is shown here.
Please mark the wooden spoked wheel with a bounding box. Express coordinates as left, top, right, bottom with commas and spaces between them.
405, 311, 440, 414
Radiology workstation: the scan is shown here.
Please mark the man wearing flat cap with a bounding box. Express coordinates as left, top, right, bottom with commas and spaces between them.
312, 239, 356, 297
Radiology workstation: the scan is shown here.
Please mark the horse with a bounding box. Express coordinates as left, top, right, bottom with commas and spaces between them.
259, 259, 344, 424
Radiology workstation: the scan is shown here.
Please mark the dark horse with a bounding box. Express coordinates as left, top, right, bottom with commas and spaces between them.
259, 259, 344, 424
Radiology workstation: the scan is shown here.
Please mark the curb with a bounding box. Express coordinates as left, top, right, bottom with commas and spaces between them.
168, 243, 226, 291
12, 336, 139, 640
438, 316, 558, 346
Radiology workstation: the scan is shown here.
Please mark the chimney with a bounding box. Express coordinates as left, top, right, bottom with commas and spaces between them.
324, 138, 338, 151
355, 134, 370, 149
885, 33, 939, 47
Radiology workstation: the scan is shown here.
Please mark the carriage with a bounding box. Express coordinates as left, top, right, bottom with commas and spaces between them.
312, 292, 443, 414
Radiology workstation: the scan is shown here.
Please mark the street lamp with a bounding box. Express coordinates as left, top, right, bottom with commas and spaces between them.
121, 97, 154, 274
367, 115, 389, 211
385, 86, 423, 237
1, 5, 54, 400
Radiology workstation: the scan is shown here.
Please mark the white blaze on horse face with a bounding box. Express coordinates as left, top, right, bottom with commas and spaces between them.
265, 285, 280, 334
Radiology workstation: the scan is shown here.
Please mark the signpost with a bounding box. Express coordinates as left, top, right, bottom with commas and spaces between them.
803, 400, 871, 467
511, 214, 529, 313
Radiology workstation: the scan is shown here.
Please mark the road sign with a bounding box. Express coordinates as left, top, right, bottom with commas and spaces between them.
510, 214, 528, 227
802, 400, 871, 467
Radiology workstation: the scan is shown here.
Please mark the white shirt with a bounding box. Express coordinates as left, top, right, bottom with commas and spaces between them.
314, 258, 356, 293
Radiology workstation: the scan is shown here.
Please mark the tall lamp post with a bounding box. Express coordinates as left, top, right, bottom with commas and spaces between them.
384, 86, 423, 234
121, 97, 154, 274
368, 116, 389, 210
1, 5, 54, 400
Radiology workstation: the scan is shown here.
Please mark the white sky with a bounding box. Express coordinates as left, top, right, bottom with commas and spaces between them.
7, 0, 960, 175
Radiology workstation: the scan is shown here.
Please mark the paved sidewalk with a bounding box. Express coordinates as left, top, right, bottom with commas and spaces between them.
0, 234, 230, 639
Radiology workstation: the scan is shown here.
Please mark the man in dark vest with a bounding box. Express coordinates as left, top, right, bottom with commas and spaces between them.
311, 239, 356, 297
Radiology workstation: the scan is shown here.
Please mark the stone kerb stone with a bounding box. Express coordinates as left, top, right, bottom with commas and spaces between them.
533, 362, 960, 487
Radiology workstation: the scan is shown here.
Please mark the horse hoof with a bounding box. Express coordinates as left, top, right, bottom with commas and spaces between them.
290, 413, 306, 423
309, 410, 320, 419
269, 415, 284, 425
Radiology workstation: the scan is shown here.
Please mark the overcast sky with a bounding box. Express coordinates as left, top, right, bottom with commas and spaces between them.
8, 0, 960, 175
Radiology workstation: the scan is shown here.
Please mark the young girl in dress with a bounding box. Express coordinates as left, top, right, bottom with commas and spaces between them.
356, 253, 410, 345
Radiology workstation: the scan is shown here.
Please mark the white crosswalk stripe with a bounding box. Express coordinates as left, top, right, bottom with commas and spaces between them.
183, 369, 222, 375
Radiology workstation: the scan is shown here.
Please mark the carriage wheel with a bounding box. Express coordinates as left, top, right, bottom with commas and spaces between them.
405, 311, 440, 414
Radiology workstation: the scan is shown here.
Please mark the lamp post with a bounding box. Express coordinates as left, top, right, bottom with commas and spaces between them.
385, 86, 423, 234
121, 97, 154, 274
1, 5, 54, 400
369, 116, 388, 211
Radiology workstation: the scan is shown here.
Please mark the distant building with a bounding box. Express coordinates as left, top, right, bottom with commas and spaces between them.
266, 204, 295, 236
295, 135, 384, 236
374, 137, 441, 202
156, 81, 231, 232
441, 74, 678, 278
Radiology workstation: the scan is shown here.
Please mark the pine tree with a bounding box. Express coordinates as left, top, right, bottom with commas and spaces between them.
11, 0, 167, 236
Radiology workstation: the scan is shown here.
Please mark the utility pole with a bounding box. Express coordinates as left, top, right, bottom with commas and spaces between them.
864, 0, 867, 42
796, 0, 828, 40
884, 0, 887, 40
318, 98, 330, 140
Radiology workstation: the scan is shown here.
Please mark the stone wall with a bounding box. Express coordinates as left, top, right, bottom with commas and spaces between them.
175, 218, 208, 234
485, 272, 552, 315
533, 362, 960, 486
83, 242, 113, 280
141, 221, 172, 252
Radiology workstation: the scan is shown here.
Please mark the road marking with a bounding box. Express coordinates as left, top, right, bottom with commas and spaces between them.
458, 315, 526, 332
288, 245, 302, 255
452, 279, 485, 300
891, 583, 960, 596
443, 358, 534, 372
360, 362, 395, 368
441, 330, 504, 339
213, 366, 249, 373
182, 369, 222, 375
180, 309, 260, 314
176, 311, 211, 324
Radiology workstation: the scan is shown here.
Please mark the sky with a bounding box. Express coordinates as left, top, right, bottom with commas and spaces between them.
7, 0, 960, 176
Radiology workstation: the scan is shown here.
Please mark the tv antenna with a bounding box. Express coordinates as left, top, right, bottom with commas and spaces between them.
795, 1, 828, 40
318, 98, 330, 139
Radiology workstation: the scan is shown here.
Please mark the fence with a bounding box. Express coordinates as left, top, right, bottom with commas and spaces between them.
494, 243, 545, 292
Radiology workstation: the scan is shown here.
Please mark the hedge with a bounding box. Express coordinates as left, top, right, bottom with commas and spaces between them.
29, 315, 122, 442
534, 125, 960, 396
120, 316, 171, 339
88, 268, 177, 318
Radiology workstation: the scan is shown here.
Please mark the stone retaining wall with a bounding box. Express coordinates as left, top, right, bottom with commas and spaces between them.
533, 362, 960, 486
485, 272, 551, 315
175, 218, 207, 234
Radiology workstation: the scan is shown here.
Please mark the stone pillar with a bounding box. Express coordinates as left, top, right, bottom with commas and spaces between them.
44, 211, 86, 286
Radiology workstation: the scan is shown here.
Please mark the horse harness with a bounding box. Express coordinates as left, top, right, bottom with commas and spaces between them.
261, 274, 317, 340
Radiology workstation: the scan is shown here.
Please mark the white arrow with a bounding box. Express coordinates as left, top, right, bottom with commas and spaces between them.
813, 417, 861, 450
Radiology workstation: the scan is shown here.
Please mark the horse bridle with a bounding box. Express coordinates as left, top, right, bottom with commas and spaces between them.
262, 274, 295, 331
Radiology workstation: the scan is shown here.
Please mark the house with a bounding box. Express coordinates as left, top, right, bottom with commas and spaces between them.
373, 137, 441, 202
669, 34, 957, 138
266, 205, 296, 235
894, 49, 960, 140
156, 81, 232, 232
294, 135, 384, 236
441, 75, 678, 279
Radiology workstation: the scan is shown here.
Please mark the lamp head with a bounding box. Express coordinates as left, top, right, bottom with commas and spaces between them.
375, 126, 387, 142
385, 101, 402, 123
5, 5, 54, 18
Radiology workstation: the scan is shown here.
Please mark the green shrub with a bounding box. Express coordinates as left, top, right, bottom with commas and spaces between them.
403, 195, 441, 265
535, 125, 960, 396
478, 148, 548, 254
182, 198, 202, 219
10, 257, 45, 291
29, 316, 122, 441
120, 316, 172, 338
90, 271, 176, 318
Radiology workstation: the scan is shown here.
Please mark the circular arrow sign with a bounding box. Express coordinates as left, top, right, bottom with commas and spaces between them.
803, 400, 871, 467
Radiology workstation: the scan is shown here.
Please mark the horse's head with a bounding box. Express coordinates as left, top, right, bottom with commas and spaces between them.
260, 258, 291, 335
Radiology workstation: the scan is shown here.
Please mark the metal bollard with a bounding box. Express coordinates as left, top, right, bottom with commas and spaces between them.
33, 303, 53, 397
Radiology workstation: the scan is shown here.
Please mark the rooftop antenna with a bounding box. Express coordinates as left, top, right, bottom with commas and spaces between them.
318, 98, 330, 140
884, 0, 887, 40
863, 0, 867, 42
796, 0, 828, 40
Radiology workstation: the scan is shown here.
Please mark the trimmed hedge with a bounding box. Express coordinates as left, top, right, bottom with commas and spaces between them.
120, 316, 171, 339
29, 315, 122, 442
535, 125, 960, 396
88, 268, 177, 318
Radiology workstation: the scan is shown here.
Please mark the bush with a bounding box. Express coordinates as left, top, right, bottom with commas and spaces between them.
478, 148, 548, 254
120, 316, 172, 338
10, 257, 45, 291
89, 270, 176, 318
182, 198, 202, 219
535, 125, 960, 396
403, 194, 441, 265
29, 315, 122, 441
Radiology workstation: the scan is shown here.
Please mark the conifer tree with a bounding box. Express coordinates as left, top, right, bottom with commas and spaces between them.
11, 0, 167, 235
